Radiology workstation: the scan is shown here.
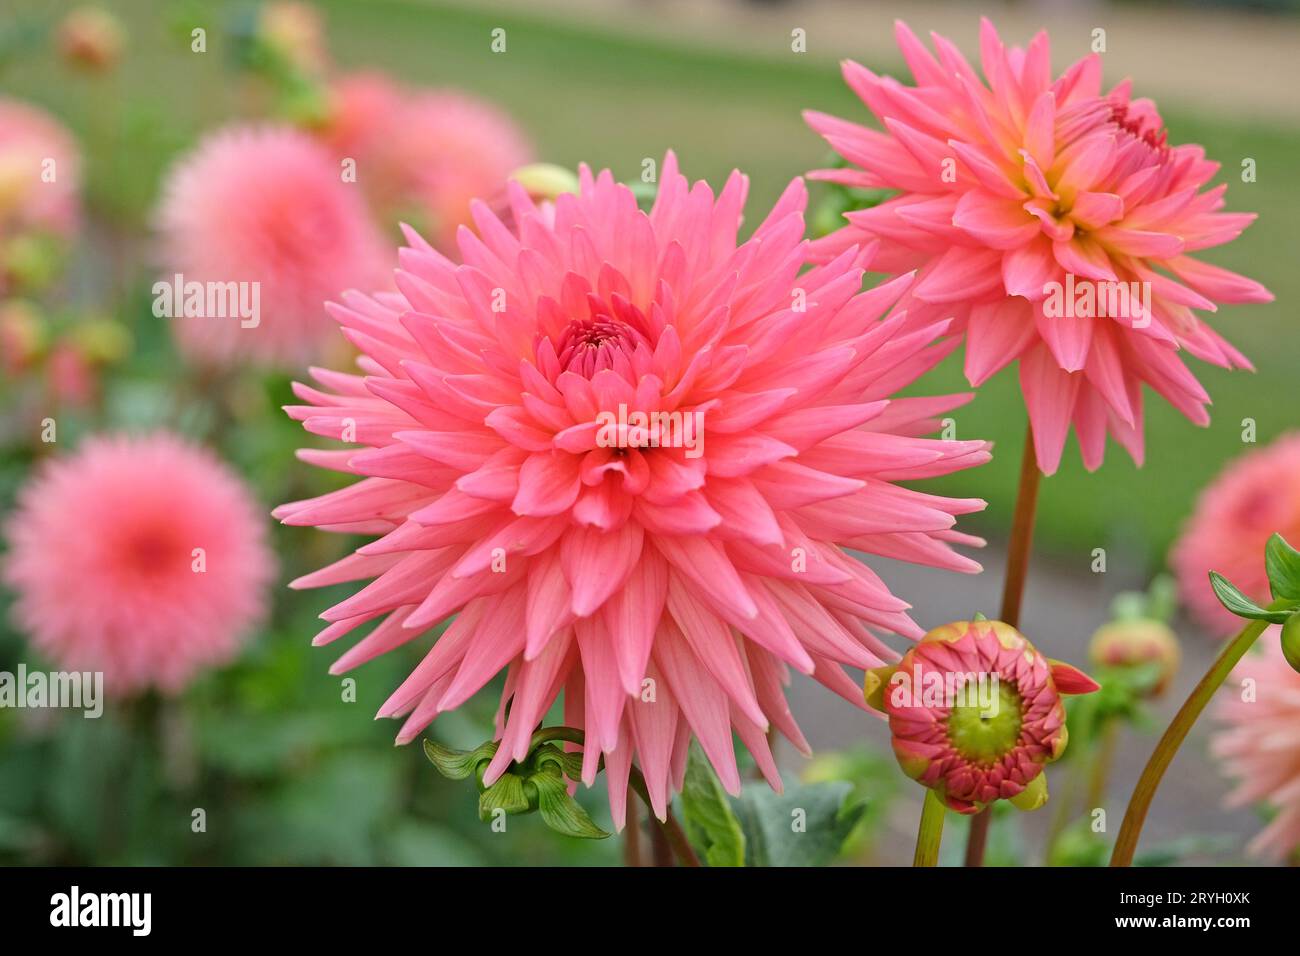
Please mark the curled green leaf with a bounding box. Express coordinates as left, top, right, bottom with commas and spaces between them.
530, 770, 610, 839
1209, 571, 1291, 624
422, 739, 498, 781
478, 771, 531, 822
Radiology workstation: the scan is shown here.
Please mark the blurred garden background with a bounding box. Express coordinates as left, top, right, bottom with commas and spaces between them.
0, 0, 1297, 865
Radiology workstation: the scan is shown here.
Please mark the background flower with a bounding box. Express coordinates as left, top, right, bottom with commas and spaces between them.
807, 19, 1271, 474
278, 153, 990, 827
154, 124, 389, 367
1172, 432, 1300, 637
0, 97, 81, 292
320, 72, 532, 251
3, 433, 275, 694
1212, 640, 1300, 862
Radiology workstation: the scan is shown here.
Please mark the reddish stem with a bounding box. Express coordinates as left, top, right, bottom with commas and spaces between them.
965, 424, 1042, 867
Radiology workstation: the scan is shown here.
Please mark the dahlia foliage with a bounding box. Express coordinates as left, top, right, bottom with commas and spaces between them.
278, 154, 992, 825
808, 19, 1271, 473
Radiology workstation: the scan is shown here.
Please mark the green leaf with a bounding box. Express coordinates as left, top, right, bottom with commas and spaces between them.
530, 771, 610, 839
679, 745, 746, 867
1265, 533, 1300, 601
734, 779, 867, 867
477, 772, 531, 822
422, 739, 498, 781
1209, 572, 1290, 623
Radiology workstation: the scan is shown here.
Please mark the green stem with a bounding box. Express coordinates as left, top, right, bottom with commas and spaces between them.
1085, 718, 1119, 812
913, 790, 946, 867
966, 423, 1042, 867
1110, 607, 1285, 866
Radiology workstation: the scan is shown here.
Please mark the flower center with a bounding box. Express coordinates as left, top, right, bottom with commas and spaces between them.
1109, 102, 1169, 157
555, 317, 639, 378
945, 679, 1023, 766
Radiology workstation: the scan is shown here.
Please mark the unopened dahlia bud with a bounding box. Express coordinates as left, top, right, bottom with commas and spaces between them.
1089, 619, 1181, 697
509, 162, 579, 204
865, 620, 1099, 814
57, 7, 125, 73
0, 299, 44, 373
258, 1, 329, 77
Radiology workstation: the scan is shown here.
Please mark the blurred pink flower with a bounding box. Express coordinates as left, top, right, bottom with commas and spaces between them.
1212, 640, 1300, 862
3, 433, 275, 694
867, 620, 1098, 814
1172, 432, 1300, 637
807, 19, 1271, 474
0, 97, 81, 278
155, 124, 389, 367
277, 153, 991, 826
321, 72, 532, 250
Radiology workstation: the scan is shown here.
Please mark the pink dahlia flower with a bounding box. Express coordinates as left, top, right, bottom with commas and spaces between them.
1172, 432, 1300, 637
155, 124, 389, 368
807, 19, 1271, 474
277, 154, 991, 827
0, 98, 81, 256
866, 620, 1099, 813
1212, 640, 1300, 861
2, 433, 275, 694
320, 72, 532, 251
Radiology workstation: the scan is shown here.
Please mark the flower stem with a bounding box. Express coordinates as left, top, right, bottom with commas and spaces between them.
627, 766, 701, 867
913, 790, 946, 866
966, 423, 1042, 867
1110, 608, 1283, 866
623, 799, 642, 867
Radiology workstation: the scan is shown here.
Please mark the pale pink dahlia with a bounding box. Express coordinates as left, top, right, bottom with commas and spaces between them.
155, 124, 389, 367
865, 620, 1099, 813
320, 73, 533, 250
807, 19, 1271, 474
2, 433, 275, 694
1172, 432, 1300, 637
1212, 640, 1300, 861
0, 97, 81, 270
277, 154, 991, 826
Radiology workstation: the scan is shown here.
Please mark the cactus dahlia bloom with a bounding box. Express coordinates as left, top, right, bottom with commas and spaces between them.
807, 19, 1271, 474
1172, 432, 1300, 638
154, 125, 389, 368
865, 620, 1099, 813
1212, 641, 1300, 861
2, 433, 275, 694
277, 153, 992, 827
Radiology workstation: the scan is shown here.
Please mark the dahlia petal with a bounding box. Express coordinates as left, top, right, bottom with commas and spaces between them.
964, 297, 1037, 386
560, 522, 644, 617
1019, 345, 1082, 475
653, 621, 742, 795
